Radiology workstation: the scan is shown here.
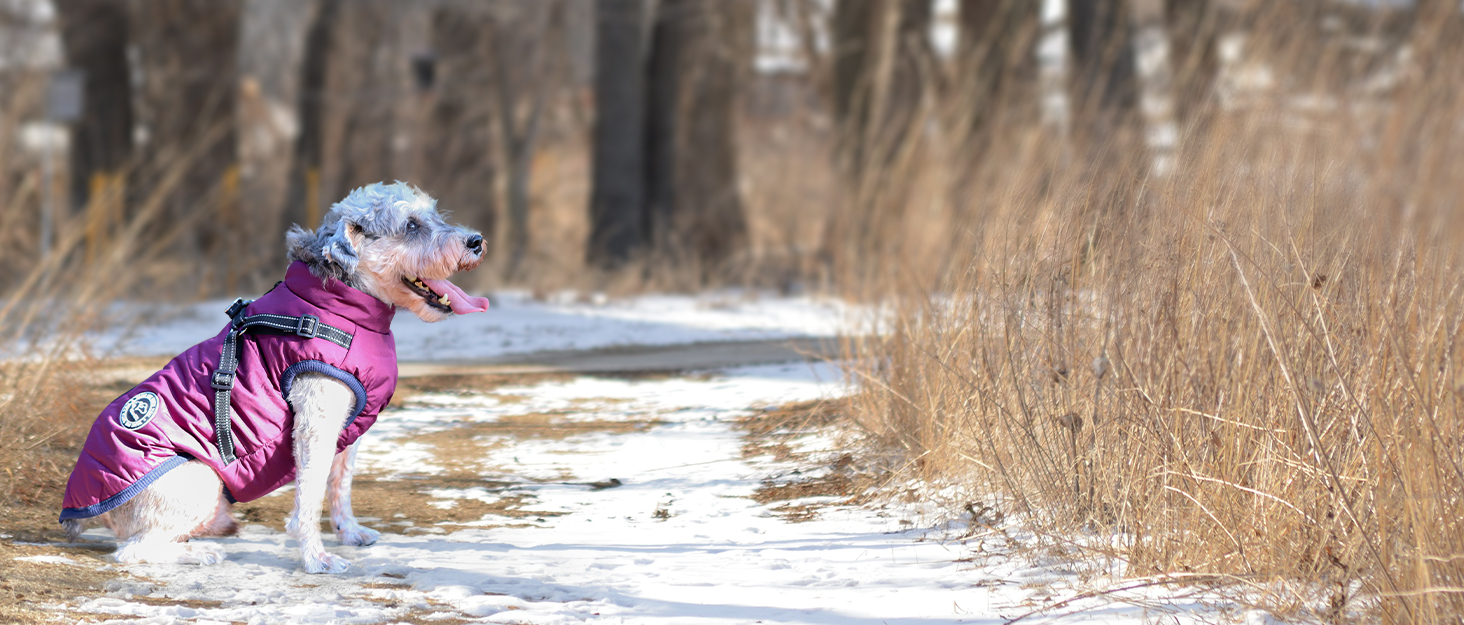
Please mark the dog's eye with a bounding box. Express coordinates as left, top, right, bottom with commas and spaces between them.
406, 219, 420, 232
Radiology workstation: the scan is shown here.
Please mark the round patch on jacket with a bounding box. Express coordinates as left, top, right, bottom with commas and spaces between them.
118, 392, 162, 430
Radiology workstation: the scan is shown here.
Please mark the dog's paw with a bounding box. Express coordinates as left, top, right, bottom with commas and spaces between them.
178, 542, 226, 566
336, 523, 380, 546
302, 550, 351, 574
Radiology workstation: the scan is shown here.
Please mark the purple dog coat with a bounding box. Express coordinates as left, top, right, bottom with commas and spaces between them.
60, 262, 401, 520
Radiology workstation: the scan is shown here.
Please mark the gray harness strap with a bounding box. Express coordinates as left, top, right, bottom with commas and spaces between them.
212, 298, 354, 464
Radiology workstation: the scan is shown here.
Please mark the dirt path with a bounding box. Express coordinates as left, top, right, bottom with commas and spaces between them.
3, 345, 1229, 624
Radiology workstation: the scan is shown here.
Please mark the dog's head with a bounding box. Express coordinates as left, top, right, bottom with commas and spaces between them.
287, 182, 490, 322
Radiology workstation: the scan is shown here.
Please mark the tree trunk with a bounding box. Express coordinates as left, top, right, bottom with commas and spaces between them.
822, 0, 932, 279
127, 0, 241, 293
492, 2, 560, 279
238, 0, 318, 282
317, 2, 405, 202
1127, 0, 1176, 176
1163, 0, 1217, 127
1066, 0, 1140, 150
955, 0, 1041, 153
418, 5, 499, 256
830, 0, 875, 174
287, 0, 338, 232
644, 0, 751, 274
54, 0, 133, 211
587, 0, 648, 268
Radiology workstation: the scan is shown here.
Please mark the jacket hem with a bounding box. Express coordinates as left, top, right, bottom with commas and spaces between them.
59, 455, 191, 522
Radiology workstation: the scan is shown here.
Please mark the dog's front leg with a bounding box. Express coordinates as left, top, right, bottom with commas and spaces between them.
329, 438, 379, 546
286, 372, 354, 573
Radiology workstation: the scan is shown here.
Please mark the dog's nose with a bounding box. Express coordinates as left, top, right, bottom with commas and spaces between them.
466, 234, 484, 255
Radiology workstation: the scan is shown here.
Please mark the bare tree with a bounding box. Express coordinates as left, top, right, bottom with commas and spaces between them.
287, 0, 338, 233
1066, 0, 1140, 150
955, 0, 1041, 155
587, 0, 648, 268
1163, 0, 1218, 127
418, 4, 500, 257
54, 0, 133, 213
238, 0, 318, 279
645, 0, 751, 274
317, 2, 406, 202
830, 0, 931, 177
491, 2, 560, 278
127, 0, 242, 291
823, 0, 934, 276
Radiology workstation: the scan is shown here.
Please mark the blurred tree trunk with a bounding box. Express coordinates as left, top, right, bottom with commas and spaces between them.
1163, 0, 1217, 128
644, 0, 751, 275
587, 0, 648, 268
822, 0, 933, 279
287, 0, 338, 232
955, 0, 1040, 157
128, 0, 241, 292
492, 2, 560, 279
54, 0, 133, 212
419, 5, 499, 259
1127, 0, 1175, 176
238, 0, 317, 284
318, 2, 397, 201
1066, 0, 1140, 151
830, 0, 875, 174
1413, 0, 1464, 73
830, 0, 930, 177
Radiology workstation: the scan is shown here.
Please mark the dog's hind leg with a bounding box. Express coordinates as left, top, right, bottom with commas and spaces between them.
285, 372, 354, 573
329, 438, 379, 546
103, 460, 228, 565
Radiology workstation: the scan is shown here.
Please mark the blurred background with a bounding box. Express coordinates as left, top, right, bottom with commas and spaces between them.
1, 0, 1446, 299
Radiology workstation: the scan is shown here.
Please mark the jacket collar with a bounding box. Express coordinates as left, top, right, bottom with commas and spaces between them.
281, 261, 396, 334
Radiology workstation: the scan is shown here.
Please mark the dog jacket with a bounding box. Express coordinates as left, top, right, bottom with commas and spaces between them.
60, 261, 399, 521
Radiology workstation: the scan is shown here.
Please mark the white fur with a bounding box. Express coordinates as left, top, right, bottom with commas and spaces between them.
283, 373, 357, 573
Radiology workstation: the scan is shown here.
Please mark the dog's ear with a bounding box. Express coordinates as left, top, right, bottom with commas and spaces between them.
320, 221, 360, 277
286, 221, 359, 282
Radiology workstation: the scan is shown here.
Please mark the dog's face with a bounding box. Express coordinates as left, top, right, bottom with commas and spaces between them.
287, 183, 490, 322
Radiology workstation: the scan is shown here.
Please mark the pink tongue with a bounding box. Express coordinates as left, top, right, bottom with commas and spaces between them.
422, 278, 490, 314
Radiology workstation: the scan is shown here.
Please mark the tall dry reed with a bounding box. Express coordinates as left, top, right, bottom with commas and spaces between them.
844, 14, 1464, 621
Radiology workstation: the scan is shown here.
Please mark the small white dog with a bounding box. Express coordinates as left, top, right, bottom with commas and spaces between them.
60, 182, 489, 573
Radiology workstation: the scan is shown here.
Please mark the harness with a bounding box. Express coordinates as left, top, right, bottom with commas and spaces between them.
211, 297, 354, 464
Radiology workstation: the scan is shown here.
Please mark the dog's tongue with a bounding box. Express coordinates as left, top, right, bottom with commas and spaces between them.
422, 278, 490, 314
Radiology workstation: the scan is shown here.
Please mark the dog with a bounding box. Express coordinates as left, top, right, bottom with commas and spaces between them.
58, 182, 490, 573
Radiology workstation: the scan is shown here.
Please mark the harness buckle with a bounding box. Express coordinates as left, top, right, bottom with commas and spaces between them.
211, 370, 235, 391
225, 298, 252, 320
295, 314, 320, 339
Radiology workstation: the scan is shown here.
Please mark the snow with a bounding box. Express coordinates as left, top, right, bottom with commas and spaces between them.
13, 554, 78, 565
93, 290, 863, 362
64, 361, 1238, 624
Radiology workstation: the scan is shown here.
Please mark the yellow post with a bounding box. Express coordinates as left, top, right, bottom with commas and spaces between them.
221, 164, 241, 294
86, 172, 123, 265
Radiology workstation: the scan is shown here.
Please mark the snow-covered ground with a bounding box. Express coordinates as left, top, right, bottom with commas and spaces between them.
36, 361, 1242, 625
93, 290, 864, 362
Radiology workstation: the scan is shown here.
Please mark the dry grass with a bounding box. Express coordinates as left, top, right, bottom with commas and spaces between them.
840, 19, 1464, 624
